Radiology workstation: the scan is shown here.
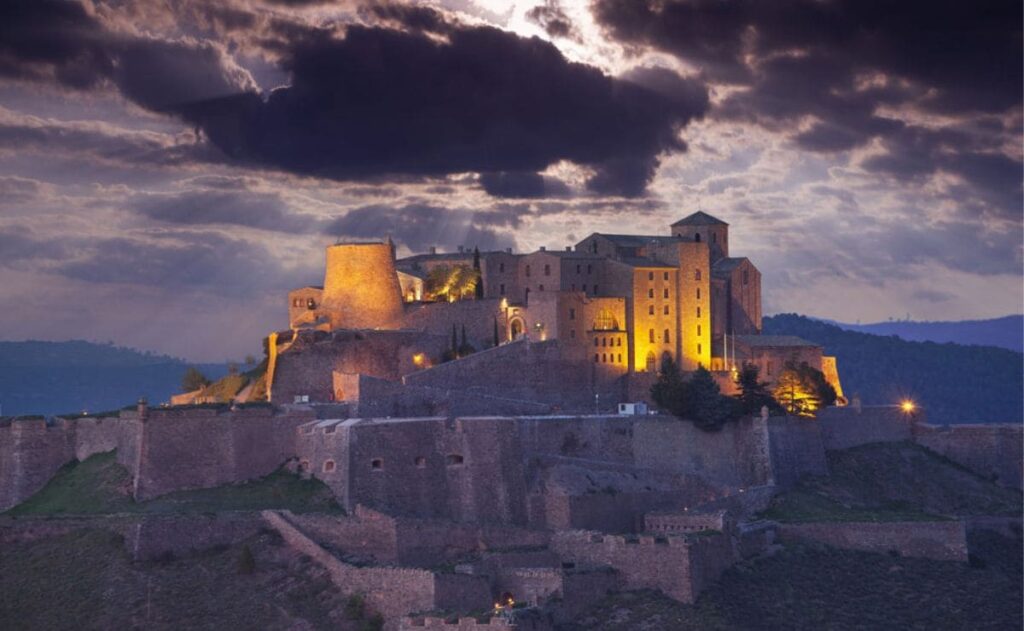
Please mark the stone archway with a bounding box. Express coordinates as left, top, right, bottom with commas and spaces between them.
509, 317, 525, 340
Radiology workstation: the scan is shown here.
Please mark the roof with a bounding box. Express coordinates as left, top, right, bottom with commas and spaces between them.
733, 335, 820, 348
592, 234, 684, 248
671, 211, 728, 227
712, 257, 749, 277
614, 257, 676, 269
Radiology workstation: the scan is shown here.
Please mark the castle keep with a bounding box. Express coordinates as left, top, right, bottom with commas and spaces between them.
273, 211, 841, 413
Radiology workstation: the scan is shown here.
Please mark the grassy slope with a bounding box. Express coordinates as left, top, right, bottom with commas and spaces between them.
762, 442, 1023, 523
0, 528, 365, 631
562, 535, 1022, 631
7, 451, 341, 516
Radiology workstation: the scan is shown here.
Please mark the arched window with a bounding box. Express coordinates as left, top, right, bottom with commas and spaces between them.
645, 351, 657, 372
306, 297, 317, 310
593, 309, 618, 331
649, 329, 655, 343
695, 233, 701, 242
323, 460, 336, 473
694, 269, 701, 281
648, 304, 655, 315
648, 288, 654, 298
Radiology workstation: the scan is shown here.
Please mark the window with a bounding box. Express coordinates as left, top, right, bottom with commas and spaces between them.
696, 288, 701, 300
323, 460, 336, 473
577, 264, 581, 273
696, 306, 701, 317
594, 308, 618, 330
697, 325, 701, 336
602, 337, 607, 347
743, 270, 749, 285
571, 283, 576, 291
371, 458, 383, 470
649, 329, 655, 343
617, 338, 622, 347
664, 329, 670, 343
570, 329, 576, 339
544, 264, 551, 276
648, 288, 654, 298
663, 288, 669, 299
594, 285, 599, 294
664, 305, 670, 315
594, 337, 599, 347
695, 269, 701, 281
648, 305, 655, 315
292, 298, 300, 307
664, 272, 669, 281
307, 298, 316, 310
499, 262, 505, 273
446, 454, 464, 466
582, 284, 587, 292
569, 308, 576, 320
697, 343, 702, 355
500, 284, 506, 295
712, 232, 718, 243
539, 284, 545, 291
594, 353, 599, 363
526, 265, 531, 277
695, 233, 701, 242
602, 353, 607, 363
648, 271, 654, 281
618, 354, 622, 363
587, 264, 592, 274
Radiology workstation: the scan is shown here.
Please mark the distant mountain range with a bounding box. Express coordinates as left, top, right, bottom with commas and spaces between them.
0, 341, 230, 417
827, 315, 1023, 353
764, 314, 1023, 425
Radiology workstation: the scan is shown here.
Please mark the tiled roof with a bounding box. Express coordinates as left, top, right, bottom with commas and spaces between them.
593, 234, 684, 247
712, 257, 748, 277
671, 211, 728, 226
614, 257, 677, 268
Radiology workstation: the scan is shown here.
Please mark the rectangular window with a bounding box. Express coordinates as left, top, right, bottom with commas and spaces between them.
618, 353, 622, 363
743, 270, 749, 285
594, 284, 599, 294
587, 264, 592, 274
648, 305, 655, 315
696, 306, 701, 317
663, 305, 669, 315
594, 337, 599, 347
499, 263, 505, 272
500, 284, 505, 295
648, 271, 654, 281
569, 308, 576, 320
697, 343, 702, 355
602, 353, 607, 363
526, 265, 531, 277
617, 338, 622, 347
697, 324, 701, 336
570, 329, 576, 338
577, 264, 581, 273
648, 288, 654, 298
663, 288, 669, 299
664, 272, 669, 281
664, 329, 670, 343
594, 354, 600, 363
695, 269, 701, 281
544, 264, 551, 276
696, 288, 701, 300
649, 329, 655, 343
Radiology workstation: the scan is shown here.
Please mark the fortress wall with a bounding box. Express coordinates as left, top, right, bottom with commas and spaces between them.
818, 406, 913, 450
0, 419, 73, 511
913, 423, 1023, 489
62, 416, 124, 462
402, 298, 508, 348
517, 416, 636, 463
560, 489, 720, 534
340, 417, 530, 525
777, 520, 968, 562
393, 517, 550, 567
403, 340, 624, 413
132, 406, 313, 500
560, 569, 621, 619
296, 419, 352, 506
632, 417, 774, 488
765, 415, 828, 486
492, 567, 564, 606
432, 573, 495, 614
287, 508, 399, 563
550, 530, 732, 603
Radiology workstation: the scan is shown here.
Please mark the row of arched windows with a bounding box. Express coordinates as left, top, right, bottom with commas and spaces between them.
594, 353, 623, 364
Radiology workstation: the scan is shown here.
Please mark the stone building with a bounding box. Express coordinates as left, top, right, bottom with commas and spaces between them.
276, 211, 840, 410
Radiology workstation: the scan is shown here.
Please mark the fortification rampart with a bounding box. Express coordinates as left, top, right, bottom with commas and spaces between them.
777, 520, 968, 562
818, 406, 914, 450
913, 423, 1023, 489
764, 415, 828, 486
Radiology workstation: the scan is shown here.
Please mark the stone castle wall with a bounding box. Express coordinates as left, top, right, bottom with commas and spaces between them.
777, 520, 968, 562
818, 406, 913, 450
128, 405, 313, 500
913, 423, 1023, 489
402, 298, 508, 349
764, 415, 829, 486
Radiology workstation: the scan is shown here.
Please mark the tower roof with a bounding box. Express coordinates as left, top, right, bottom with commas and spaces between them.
671, 211, 728, 227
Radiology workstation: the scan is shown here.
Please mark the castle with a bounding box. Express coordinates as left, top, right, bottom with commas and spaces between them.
270, 211, 842, 414
2, 211, 1019, 630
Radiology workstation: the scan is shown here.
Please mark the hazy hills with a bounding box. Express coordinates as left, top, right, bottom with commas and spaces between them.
0, 341, 229, 416
830, 315, 1023, 353
764, 314, 1023, 425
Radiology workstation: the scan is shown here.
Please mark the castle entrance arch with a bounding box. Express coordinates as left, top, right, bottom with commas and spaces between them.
509, 317, 525, 340
645, 351, 657, 372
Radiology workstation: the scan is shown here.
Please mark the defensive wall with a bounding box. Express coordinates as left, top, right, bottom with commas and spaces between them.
263, 510, 492, 627
0, 413, 128, 511
400, 616, 552, 630
401, 297, 509, 350
818, 405, 913, 450
549, 529, 734, 603
122, 403, 314, 500
776, 520, 969, 562
913, 423, 1023, 489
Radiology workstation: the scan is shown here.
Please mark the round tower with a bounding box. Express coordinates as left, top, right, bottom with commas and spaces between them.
320, 242, 404, 330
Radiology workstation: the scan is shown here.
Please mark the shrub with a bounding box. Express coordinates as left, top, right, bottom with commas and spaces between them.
362, 613, 384, 631
344, 594, 366, 620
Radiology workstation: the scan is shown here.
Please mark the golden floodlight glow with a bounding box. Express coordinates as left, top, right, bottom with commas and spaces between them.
900, 400, 916, 413
412, 353, 427, 367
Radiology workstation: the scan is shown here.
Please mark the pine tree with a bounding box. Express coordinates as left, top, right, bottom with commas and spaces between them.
181, 366, 210, 392
735, 363, 782, 416
451, 324, 458, 354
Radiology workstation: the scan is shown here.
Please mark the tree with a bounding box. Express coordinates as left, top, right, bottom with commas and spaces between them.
651, 356, 686, 417
773, 360, 836, 417
735, 363, 783, 416
181, 366, 210, 392
425, 264, 479, 302
473, 247, 484, 299
651, 360, 738, 431
458, 324, 475, 357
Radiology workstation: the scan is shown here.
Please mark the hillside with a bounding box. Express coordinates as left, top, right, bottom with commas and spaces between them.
833, 315, 1023, 353
0, 340, 231, 416
763, 314, 1023, 425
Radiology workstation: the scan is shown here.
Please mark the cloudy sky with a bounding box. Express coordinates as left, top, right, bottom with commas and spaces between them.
0, 0, 1020, 361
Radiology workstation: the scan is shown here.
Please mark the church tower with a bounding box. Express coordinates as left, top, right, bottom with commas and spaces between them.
671, 211, 729, 263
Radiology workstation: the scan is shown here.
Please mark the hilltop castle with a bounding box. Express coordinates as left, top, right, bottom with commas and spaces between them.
270, 211, 841, 413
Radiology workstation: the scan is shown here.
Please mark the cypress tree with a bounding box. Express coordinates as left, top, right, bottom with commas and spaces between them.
493, 317, 500, 347
473, 247, 484, 299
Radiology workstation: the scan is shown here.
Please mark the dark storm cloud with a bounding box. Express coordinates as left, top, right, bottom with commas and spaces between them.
479, 172, 571, 199
177, 22, 707, 196
592, 0, 1022, 213
323, 203, 517, 252
526, 1, 578, 40
134, 189, 324, 233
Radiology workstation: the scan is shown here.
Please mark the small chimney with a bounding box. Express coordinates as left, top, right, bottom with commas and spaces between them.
540, 246, 546, 252
429, 246, 437, 255
565, 246, 571, 252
